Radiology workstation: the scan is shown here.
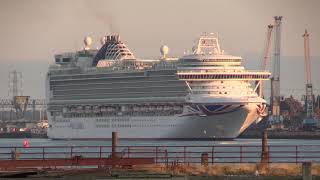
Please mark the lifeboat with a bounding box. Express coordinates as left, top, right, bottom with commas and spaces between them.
133, 106, 140, 111
62, 107, 68, 113
156, 106, 163, 111
141, 106, 148, 111
164, 106, 170, 111
107, 107, 114, 112
76, 106, 84, 113
100, 106, 107, 112
85, 106, 91, 113
93, 106, 100, 113
149, 106, 156, 111
70, 107, 76, 113
173, 106, 181, 111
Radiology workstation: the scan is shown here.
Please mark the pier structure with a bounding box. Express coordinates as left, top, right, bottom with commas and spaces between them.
0, 98, 46, 122
0, 144, 319, 169
0, 132, 318, 178
1, 70, 47, 122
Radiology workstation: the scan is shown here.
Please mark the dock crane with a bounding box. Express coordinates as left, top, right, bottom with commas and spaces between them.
259, 24, 274, 97
268, 16, 283, 129
302, 30, 316, 130
262, 24, 274, 72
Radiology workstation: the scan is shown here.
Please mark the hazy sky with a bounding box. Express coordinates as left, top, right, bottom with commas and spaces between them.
0, 0, 319, 99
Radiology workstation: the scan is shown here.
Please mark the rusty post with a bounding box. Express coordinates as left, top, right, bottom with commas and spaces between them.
42, 147, 45, 160
261, 129, 269, 163
302, 162, 312, 180
112, 131, 118, 159
155, 146, 158, 164
201, 152, 208, 167
240, 145, 243, 163
183, 146, 186, 164
296, 145, 298, 164
127, 146, 130, 158
165, 150, 168, 167
211, 146, 214, 165
70, 146, 73, 158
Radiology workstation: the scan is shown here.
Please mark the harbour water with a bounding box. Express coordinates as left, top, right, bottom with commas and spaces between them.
0, 138, 319, 147
0, 138, 320, 165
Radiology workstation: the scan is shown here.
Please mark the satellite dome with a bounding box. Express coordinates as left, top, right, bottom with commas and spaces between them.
84, 36, 93, 46
160, 45, 169, 56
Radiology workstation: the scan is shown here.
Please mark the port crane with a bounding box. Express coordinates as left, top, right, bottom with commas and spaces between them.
302, 30, 315, 128
259, 24, 274, 97
262, 24, 274, 72
269, 16, 282, 125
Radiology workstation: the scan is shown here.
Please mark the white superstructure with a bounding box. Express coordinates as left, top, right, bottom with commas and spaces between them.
46, 33, 270, 139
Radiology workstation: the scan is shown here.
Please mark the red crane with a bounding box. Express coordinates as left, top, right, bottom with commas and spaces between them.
262, 24, 274, 71
303, 30, 314, 119
259, 24, 274, 97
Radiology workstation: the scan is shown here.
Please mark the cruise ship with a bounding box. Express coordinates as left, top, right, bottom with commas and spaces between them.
46, 33, 271, 139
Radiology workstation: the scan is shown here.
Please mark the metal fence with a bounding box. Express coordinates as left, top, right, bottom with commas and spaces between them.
1, 145, 320, 164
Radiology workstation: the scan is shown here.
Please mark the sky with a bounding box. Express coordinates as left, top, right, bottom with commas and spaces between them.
0, 0, 319, 99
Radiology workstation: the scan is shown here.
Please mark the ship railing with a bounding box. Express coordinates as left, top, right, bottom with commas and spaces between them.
177, 70, 271, 74
0, 145, 320, 165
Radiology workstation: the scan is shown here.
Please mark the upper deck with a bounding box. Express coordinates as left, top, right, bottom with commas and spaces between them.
178, 33, 244, 67
48, 33, 270, 82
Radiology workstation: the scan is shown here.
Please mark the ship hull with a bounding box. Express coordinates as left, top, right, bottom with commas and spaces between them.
47, 103, 261, 140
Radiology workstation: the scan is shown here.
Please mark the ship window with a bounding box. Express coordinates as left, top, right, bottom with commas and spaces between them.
62, 58, 71, 62
221, 81, 224, 83
55, 58, 60, 63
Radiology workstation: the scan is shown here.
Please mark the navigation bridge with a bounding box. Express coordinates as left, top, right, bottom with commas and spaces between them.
177, 69, 270, 81
177, 67, 270, 97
